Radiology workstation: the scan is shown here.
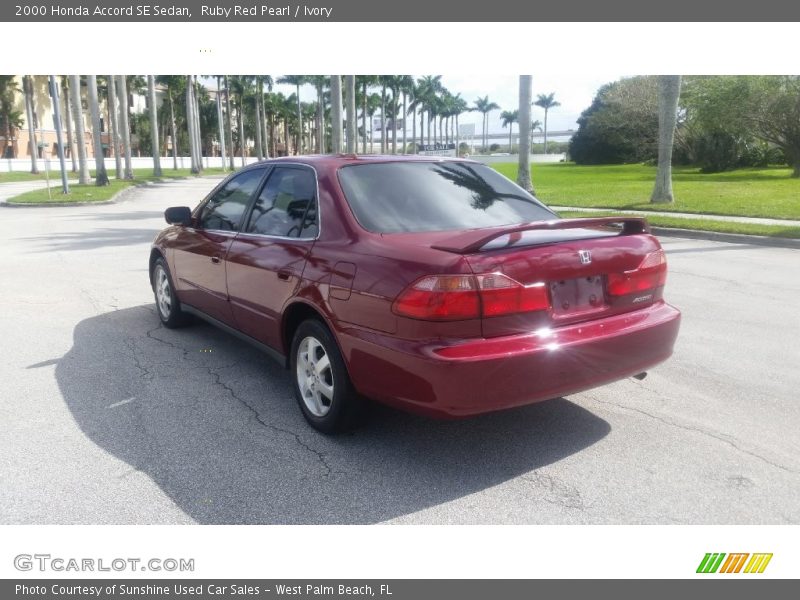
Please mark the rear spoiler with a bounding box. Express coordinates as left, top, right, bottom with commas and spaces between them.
431, 217, 650, 254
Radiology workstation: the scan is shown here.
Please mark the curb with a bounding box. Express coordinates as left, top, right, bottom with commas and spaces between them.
651, 226, 800, 250
0, 175, 225, 208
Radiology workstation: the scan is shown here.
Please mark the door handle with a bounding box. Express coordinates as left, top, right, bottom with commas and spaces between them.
277, 268, 292, 281
211, 255, 221, 264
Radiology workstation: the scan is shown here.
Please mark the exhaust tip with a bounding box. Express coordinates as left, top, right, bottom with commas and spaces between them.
632, 372, 648, 381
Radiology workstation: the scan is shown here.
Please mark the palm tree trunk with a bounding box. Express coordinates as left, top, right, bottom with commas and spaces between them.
412, 105, 417, 154
185, 75, 199, 174
391, 95, 397, 154
380, 84, 386, 154
651, 75, 682, 203
116, 76, 133, 179
62, 77, 77, 172
147, 76, 162, 176
329, 75, 343, 154
362, 82, 367, 154
215, 77, 226, 168
48, 76, 69, 194
295, 84, 302, 155
107, 75, 122, 178
224, 76, 235, 169
317, 82, 325, 154
69, 75, 90, 184
517, 75, 534, 194
238, 94, 245, 167
254, 90, 264, 160
345, 75, 356, 153
455, 114, 460, 156
402, 92, 407, 154
543, 108, 548, 154
261, 79, 269, 159
166, 89, 178, 170
23, 76, 39, 173
87, 76, 109, 185
193, 77, 203, 169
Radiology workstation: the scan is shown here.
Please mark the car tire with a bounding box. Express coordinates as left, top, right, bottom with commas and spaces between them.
290, 319, 363, 434
152, 257, 191, 329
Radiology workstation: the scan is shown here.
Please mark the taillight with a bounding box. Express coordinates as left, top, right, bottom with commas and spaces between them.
393, 273, 550, 321
607, 249, 667, 296
392, 275, 480, 321
476, 273, 550, 316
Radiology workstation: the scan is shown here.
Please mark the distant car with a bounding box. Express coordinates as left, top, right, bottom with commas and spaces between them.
490, 152, 511, 156
150, 155, 680, 433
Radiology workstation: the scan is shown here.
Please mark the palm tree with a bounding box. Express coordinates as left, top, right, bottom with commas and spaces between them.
47, 76, 69, 193
259, 76, 273, 158
22, 76, 38, 173
219, 76, 233, 168
451, 94, 469, 155
213, 76, 227, 169
87, 76, 109, 185
517, 76, 534, 194
651, 75, 682, 203
185, 75, 200, 172
68, 76, 90, 184
146, 75, 162, 176
530, 119, 542, 144
398, 75, 414, 153
500, 109, 519, 153
356, 76, 378, 154
329, 76, 343, 153
534, 92, 561, 154
344, 75, 357, 153
305, 76, 327, 153
106, 75, 122, 177
365, 93, 381, 154
61, 77, 77, 171
0, 77, 22, 159
116, 76, 133, 179
473, 95, 500, 153
277, 76, 306, 154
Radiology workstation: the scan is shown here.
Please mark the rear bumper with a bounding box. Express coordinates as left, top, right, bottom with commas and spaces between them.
338, 301, 681, 418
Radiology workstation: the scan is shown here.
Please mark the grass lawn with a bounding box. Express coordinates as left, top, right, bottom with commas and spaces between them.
558, 211, 800, 240
493, 163, 800, 221
5, 167, 227, 205
1, 166, 227, 185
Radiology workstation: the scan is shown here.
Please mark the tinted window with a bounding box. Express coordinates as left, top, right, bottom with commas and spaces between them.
199, 169, 264, 231
338, 161, 556, 233
245, 167, 318, 238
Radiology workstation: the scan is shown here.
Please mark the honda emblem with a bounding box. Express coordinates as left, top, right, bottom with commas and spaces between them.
578, 250, 592, 264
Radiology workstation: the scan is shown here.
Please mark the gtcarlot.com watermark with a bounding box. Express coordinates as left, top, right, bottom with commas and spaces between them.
14, 554, 195, 573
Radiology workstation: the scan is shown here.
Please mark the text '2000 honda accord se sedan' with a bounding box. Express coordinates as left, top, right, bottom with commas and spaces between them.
150, 155, 680, 433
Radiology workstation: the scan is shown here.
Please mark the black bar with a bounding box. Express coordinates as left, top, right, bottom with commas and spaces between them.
4, 1, 800, 22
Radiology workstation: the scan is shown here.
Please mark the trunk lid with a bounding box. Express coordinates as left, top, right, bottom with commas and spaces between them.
443, 218, 666, 338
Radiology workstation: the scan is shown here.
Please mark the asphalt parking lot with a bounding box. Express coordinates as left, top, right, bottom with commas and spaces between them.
1, 177, 798, 524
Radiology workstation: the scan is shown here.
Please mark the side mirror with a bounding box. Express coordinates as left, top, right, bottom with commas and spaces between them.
165, 206, 192, 226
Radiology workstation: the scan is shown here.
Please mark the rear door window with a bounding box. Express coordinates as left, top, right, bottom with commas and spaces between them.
337, 161, 556, 233
244, 166, 318, 238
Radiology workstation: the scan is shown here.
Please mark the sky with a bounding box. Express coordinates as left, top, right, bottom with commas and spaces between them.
268, 72, 625, 136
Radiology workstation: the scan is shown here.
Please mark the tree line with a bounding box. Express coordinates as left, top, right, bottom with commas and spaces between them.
569, 75, 800, 178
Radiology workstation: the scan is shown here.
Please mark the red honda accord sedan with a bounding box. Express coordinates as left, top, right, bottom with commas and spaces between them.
149, 155, 680, 433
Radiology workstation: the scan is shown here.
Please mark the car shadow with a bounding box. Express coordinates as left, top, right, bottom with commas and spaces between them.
52, 305, 610, 524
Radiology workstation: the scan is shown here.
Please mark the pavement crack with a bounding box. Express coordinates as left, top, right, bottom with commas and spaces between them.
206, 366, 332, 478
587, 395, 799, 476
145, 323, 193, 361
124, 338, 155, 381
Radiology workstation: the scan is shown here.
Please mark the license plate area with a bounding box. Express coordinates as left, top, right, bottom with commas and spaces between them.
549, 275, 606, 317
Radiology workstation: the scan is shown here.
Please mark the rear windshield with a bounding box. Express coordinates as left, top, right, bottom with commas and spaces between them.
337, 161, 557, 233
